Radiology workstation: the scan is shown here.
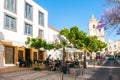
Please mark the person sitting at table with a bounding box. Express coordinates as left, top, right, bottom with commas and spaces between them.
74, 59, 79, 68
18, 57, 25, 67
55, 58, 61, 71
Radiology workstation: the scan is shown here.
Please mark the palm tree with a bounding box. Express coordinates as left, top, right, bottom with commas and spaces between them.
61, 39, 67, 61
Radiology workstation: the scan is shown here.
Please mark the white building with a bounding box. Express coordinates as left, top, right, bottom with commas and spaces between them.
88, 15, 105, 42
0, 0, 48, 68
47, 26, 61, 59
48, 26, 59, 43
107, 40, 120, 55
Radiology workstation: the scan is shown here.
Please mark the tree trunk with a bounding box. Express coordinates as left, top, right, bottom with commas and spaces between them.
63, 46, 66, 61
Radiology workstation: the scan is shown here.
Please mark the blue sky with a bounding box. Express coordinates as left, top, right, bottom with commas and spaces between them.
34, 0, 120, 42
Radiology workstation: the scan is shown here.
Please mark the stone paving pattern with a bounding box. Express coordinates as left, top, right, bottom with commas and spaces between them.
0, 59, 119, 80
0, 66, 99, 80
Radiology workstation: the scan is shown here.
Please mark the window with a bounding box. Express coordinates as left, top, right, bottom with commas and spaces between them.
4, 15, 16, 31
24, 23, 32, 36
114, 45, 116, 49
4, 0, 16, 12
38, 11, 44, 26
109, 46, 111, 49
53, 35, 57, 41
38, 29, 44, 39
93, 25, 95, 29
5, 46, 14, 64
99, 29, 101, 32
25, 3, 33, 20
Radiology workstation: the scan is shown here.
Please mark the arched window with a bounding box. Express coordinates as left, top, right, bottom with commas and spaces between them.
93, 25, 95, 29
99, 29, 101, 32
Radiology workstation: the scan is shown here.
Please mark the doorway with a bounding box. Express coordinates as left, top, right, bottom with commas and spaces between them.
25, 49, 30, 61
33, 52, 37, 63
18, 50, 23, 62
38, 51, 43, 60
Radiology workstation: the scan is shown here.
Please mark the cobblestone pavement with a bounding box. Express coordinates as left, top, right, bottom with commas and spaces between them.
0, 59, 115, 80
0, 66, 99, 80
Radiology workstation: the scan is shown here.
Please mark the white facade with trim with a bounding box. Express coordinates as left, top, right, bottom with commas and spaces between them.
0, 0, 48, 68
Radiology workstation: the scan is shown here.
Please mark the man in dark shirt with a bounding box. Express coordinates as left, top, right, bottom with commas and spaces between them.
55, 58, 61, 71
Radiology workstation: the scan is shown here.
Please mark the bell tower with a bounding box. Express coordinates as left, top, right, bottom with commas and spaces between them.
88, 15, 105, 42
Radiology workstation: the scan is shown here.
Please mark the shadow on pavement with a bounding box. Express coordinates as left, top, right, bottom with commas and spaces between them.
86, 59, 120, 80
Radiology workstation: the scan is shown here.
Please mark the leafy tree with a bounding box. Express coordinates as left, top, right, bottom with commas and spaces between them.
83, 36, 95, 52
69, 26, 78, 47
44, 43, 55, 50
58, 36, 69, 61
84, 36, 107, 52
60, 26, 87, 51
25, 37, 44, 49
99, 0, 120, 34
61, 39, 68, 61
59, 26, 107, 60
75, 30, 87, 49
83, 36, 106, 59
60, 28, 69, 39
25, 37, 54, 50
96, 40, 107, 51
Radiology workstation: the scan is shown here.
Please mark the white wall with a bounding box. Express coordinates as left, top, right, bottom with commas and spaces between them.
0, 0, 48, 46
46, 26, 60, 60
107, 40, 120, 54
48, 26, 59, 43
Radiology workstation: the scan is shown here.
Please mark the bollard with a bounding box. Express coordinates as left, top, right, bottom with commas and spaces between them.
80, 63, 84, 76
93, 60, 95, 68
16, 62, 19, 67
74, 70, 76, 80
80, 68, 84, 76
81, 69, 83, 76
62, 72, 64, 80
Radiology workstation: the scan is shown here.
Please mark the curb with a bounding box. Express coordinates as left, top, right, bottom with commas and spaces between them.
87, 59, 108, 68
116, 59, 120, 64
101, 59, 108, 65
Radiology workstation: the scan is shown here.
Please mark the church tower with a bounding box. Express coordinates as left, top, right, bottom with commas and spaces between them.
88, 15, 105, 42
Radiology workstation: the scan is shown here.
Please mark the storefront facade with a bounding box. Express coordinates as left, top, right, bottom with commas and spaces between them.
0, 40, 47, 68
0, 0, 48, 68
